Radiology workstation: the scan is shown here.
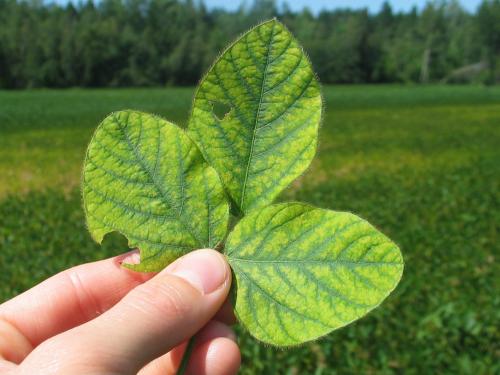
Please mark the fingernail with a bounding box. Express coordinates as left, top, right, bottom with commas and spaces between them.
166, 249, 228, 294
119, 249, 141, 265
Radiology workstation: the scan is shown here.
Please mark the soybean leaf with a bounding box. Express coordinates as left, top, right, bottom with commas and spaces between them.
225, 203, 404, 346
188, 19, 322, 214
83, 110, 229, 272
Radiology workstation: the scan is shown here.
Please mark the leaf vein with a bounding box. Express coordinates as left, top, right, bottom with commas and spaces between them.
240, 21, 276, 210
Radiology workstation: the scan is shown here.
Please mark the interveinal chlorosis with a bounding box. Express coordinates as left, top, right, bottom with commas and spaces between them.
188, 19, 321, 214
82, 19, 403, 347
83, 110, 229, 272
226, 203, 403, 345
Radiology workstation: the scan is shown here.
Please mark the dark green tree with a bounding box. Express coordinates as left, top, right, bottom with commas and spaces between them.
0, 0, 496, 88
477, 0, 500, 83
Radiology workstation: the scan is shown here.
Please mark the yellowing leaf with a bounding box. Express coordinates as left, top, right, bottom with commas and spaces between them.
83, 110, 229, 272
188, 19, 322, 213
81, 20, 404, 353
225, 203, 404, 346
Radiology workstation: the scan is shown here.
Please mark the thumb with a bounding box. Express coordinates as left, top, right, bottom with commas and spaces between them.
20, 249, 232, 375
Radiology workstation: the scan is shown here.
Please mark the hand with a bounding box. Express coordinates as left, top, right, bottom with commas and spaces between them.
0, 249, 240, 374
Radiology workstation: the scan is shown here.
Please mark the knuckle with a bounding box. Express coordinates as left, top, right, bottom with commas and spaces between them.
0, 318, 33, 364
64, 267, 104, 320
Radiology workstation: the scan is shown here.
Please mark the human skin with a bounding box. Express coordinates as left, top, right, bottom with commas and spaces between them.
0, 249, 240, 375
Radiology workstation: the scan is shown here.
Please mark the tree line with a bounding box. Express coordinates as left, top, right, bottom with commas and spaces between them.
0, 0, 499, 89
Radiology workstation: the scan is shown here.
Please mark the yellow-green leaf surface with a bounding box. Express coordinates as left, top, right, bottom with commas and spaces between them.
188, 19, 322, 213
83, 110, 229, 272
225, 203, 403, 346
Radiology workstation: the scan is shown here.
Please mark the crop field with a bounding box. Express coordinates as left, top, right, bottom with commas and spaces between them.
1, 85, 499, 374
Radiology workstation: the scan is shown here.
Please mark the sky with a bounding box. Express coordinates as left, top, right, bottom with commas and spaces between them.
49, 0, 484, 14
204, 0, 483, 14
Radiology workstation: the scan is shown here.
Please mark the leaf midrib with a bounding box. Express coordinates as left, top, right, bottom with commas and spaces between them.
114, 113, 205, 248
228, 257, 402, 267
239, 21, 276, 210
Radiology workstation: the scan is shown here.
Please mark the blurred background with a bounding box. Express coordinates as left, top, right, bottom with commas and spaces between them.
0, 0, 499, 374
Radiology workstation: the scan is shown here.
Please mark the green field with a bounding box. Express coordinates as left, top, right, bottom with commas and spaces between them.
1, 86, 499, 374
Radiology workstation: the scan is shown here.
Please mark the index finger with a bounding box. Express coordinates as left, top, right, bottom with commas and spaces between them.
0, 249, 153, 348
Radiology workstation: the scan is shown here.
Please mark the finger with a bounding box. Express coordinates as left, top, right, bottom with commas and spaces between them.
0, 319, 32, 364
19, 249, 231, 375
0, 249, 152, 348
214, 298, 237, 325
139, 320, 240, 375
186, 336, 240, 375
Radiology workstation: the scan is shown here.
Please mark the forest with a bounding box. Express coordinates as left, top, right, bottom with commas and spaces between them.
0, 0, 499, 88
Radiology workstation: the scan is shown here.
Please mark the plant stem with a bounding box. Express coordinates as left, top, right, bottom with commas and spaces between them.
177, 335, 196, 375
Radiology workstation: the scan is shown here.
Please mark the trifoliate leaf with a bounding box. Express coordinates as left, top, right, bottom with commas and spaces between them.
225, 203, 404, 346
83, 110, 229, 272
188, 19, 321, 214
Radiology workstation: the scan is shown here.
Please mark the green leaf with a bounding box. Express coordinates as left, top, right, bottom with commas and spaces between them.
225, 203, 404, 346
188, 19, 322, 214
82, 110, 229, 272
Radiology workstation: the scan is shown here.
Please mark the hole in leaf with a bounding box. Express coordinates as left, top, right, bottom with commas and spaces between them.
101, 231, 130, 251
211, 101, 231, 121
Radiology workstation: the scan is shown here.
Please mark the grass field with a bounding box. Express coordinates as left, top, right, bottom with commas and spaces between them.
1, 85, 499, 374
